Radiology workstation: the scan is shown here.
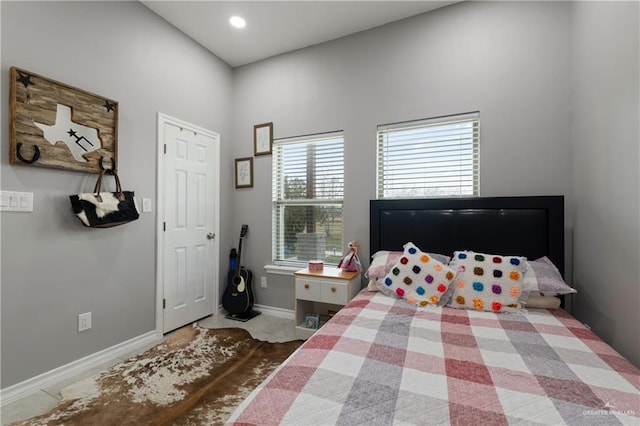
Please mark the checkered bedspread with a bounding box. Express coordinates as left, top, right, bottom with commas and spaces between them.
226, 291, 639, 425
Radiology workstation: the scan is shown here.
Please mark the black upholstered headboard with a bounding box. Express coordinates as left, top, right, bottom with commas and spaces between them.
370, 196, 564, 276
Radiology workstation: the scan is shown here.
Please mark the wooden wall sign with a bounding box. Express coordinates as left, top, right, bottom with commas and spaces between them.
9, 66, 118, 173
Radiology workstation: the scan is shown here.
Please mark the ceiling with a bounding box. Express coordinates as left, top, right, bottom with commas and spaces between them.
141, 1, 458, 68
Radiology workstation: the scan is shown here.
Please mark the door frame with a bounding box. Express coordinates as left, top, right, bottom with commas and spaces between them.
155, 112, 220, 337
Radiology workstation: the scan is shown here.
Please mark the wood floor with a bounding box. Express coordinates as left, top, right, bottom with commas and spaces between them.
1, 313, 295, 425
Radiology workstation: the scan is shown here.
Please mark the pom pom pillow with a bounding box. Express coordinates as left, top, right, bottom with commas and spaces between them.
448, 251, 527, 313
380, 243, 456, 307
366, 250, 451, 291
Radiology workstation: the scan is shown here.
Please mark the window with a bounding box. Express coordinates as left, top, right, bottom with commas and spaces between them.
376, 112, 479, 198
273, 131, 344, 266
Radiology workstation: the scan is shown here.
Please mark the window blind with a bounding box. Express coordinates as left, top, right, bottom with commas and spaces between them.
273, 132, 344, 266
377, 112, 479, 199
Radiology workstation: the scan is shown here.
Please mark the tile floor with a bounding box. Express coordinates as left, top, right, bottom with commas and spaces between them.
1, 312, 295, 425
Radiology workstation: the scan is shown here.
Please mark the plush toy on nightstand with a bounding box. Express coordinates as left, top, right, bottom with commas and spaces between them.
337, 240, 362, 272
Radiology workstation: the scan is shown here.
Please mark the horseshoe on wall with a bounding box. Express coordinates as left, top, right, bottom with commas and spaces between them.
99, 156, 116, 172
16, 143, 40, 164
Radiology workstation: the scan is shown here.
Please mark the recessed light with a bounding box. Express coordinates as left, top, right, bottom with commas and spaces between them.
229, 16, 246, 29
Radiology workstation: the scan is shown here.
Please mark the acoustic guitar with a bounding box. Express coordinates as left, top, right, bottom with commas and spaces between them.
222, 225, 254, 315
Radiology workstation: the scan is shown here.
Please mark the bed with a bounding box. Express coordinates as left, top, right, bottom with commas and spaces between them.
226, 196, 639, 425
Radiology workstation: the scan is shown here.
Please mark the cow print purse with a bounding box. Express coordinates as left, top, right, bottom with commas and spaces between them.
69, 169, 140, 228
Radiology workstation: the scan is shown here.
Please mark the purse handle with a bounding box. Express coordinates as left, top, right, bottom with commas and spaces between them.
93, 169, 124, 202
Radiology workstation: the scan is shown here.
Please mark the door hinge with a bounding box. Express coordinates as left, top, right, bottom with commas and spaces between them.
163, 298, 166, 309
164, 144, 167, 154
163, 221, 166, 231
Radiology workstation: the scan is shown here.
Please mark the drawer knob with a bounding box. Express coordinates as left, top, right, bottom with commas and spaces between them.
331, 286, 337, 293
304, 283, 310, 289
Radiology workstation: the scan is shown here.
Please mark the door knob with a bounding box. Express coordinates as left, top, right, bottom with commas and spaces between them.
207, 233, 215, 240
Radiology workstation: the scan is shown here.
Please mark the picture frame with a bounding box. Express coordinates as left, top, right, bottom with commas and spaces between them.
253, 122, 273, 156
234, 157, 253, 188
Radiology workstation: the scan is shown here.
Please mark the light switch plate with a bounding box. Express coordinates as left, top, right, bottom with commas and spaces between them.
142, 198, 152, 213
0, 191, 33, 212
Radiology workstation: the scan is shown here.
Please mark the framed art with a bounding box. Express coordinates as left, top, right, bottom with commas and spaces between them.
253, 122, 273, 156
9, 66, 118, 173
235, 157, 253, 188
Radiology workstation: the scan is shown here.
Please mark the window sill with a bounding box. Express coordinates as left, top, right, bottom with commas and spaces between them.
264, 265, 301, 276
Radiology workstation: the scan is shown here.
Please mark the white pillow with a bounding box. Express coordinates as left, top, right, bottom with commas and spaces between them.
525, 293, 561, 309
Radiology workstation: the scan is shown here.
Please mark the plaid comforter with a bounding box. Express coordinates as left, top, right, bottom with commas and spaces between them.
227, 291, 639, 425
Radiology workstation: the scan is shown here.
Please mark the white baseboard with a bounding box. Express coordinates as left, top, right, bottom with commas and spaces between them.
1, 330, 160, 406
217, 303, 294, 320
252, 304, 294, 319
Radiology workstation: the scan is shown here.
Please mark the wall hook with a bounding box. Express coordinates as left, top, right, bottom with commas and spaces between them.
16, 143, 40, 164
99, 156, 115, 171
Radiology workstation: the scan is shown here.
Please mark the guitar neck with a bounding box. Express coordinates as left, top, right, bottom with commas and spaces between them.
235, 236, 244, 277
234, 225, 248, 278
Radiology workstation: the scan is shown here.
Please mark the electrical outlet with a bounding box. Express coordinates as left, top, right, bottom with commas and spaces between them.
260, 276, 267, 288
78, 312, 92, 332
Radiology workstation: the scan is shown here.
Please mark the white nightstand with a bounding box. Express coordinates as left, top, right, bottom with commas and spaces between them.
294, 266, 361, 340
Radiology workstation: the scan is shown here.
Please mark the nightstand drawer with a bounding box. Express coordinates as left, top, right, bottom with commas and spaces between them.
295, 278, 322, 301
321, 281, 347, 304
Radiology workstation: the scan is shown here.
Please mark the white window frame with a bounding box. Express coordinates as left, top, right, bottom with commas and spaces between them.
376, 112, 479, 199
272, 131, 344, 267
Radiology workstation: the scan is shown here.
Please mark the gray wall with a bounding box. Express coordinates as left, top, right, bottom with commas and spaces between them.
0, 1, 233, 387
2, 0, 638, 390
232, 1, 573, 310
571, 1, 640, 366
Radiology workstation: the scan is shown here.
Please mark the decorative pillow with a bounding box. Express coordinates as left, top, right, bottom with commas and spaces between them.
520, 261, 539, 301
365, 250, 451, 291
448, 251, 527, 313
366, 251, 402, 282
366, 251, 400, 291
379, 243, 456, 306
528, 256, 576, 295
536, 291, 567, 297
525, 293, 561, 309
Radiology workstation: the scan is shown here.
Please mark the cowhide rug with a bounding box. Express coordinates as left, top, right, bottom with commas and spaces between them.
12, 326, 303, 425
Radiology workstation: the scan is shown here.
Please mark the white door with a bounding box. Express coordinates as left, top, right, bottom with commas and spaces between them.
158, 115, 219, 334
